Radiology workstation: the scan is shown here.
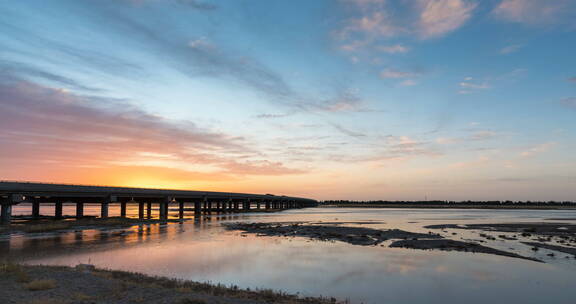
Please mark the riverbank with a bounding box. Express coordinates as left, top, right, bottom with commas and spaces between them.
0, 263, 344, 304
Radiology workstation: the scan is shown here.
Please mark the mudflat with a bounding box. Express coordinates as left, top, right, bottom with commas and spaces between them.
224, 222, 541, 262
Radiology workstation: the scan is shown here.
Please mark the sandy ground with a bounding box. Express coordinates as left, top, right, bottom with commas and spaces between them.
0, 264, 343, 304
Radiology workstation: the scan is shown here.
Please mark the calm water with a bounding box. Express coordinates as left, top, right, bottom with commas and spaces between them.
2, 207, 576, 304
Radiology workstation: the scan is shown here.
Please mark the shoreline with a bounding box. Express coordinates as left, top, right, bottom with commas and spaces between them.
321, 204, 576, 210
0, 263, 345, 304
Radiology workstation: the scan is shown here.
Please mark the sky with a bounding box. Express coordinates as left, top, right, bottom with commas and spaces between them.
0, 0, 575, 201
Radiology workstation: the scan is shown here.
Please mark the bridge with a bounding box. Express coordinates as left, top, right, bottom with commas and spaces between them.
0, 181, 318, 224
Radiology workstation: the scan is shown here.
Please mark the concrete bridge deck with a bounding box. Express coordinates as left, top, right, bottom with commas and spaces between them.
0, 181, 318, 224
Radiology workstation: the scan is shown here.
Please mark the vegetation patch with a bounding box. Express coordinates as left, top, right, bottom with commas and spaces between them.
25, 279, 57, 291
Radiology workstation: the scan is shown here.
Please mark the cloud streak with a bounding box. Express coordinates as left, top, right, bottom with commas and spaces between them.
0, 76, 305, 177
493, 0, 576, 26
337, 0, 477, 52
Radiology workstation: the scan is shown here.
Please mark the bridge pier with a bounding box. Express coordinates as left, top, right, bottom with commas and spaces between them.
1, 204, 12, 225
32, 200, 40, 219
159, 202, 166, 220
179, 201, 185, 219
245, 200, 251, 211
138, 202, 145, 219
120, 202, 127, 218
265, 201, 271, 209
202, 198, 208, 213
194, 200, 201, 215
147, 202, 152, 219
76, 202, 84, 218
101, 202, 109, 219
55, 202, 63, 219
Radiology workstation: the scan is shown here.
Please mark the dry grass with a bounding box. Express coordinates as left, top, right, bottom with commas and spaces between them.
27, 298, 66, 304
177, 299, 208, 304
95, 268, 344, 304
25, 279, 57, 291
72, 292, 93, 301
0, 262, 31, 283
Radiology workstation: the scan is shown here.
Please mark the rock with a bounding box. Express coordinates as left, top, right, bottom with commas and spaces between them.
75, 264, 96, 273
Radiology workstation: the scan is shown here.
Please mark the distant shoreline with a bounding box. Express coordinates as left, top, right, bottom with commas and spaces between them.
320, 204, 576, 210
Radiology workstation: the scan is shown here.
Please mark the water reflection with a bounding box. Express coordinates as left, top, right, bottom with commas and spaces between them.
1, 208, 576, 303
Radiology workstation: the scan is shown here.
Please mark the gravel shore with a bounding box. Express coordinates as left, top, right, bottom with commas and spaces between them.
0, 263, 344, 304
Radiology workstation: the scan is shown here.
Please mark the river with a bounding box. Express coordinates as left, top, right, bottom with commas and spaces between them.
1, 206, 576, 304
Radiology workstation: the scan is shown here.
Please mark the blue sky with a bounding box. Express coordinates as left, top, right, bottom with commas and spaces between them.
0, 0, 575, 200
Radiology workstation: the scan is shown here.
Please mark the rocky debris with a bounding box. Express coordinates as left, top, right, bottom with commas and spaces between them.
223, 222, 441, 246
521, 242, 576, 256
425, 223, 576, 236
390, 239, 542, 262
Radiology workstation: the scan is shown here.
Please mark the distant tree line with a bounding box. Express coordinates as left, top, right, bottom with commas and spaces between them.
322, 200, 576, 206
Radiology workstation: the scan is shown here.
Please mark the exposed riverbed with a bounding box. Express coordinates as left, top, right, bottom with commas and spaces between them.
1, 207, 576, 304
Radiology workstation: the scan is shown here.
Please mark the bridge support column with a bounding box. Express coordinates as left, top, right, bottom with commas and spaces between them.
245, 200, 250, 211
32, 200, 40, 219
138, 202, 145, 219
120, 202, 127, 218
159, 197, 171, 220
76, 202, 84, 218
194, 200, 201, 215
265, 201, 270, 209
256, 200, 261, 209
208, 200, 212, 213
102, 196, 116, 219
101, 202, 109, 219
55, 202, 63, 219
159, 202, 166, 220
147, 202, 152, 219
234, 201, 239, 210
179, 201, 185, 219
1, 204, 12, 225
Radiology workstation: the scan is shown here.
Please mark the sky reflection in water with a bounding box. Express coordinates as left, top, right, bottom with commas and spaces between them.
2, 208, 576, 304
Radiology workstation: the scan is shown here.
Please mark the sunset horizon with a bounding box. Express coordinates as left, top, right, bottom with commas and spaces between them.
2, 0, 575, 200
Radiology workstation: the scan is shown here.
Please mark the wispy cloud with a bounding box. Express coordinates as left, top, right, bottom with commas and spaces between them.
313, 89, 380, 113
255, 113, 291, 119
331, 123, 367, 138
0, 76, 304, 177
337, 0, 477, 52
493, 0, 575, 26
500, 44, 523, 54
125, 0, 217, 10
0, 61, 103, 92
458, 77, 489, 94
380, 68, 419, 79
560, 97, 576, 109
416, 0, 477, 39
3, 2, 295, 104
520, 142, 556, 157
376, 44, 410, 54
436, 130, 498, 144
